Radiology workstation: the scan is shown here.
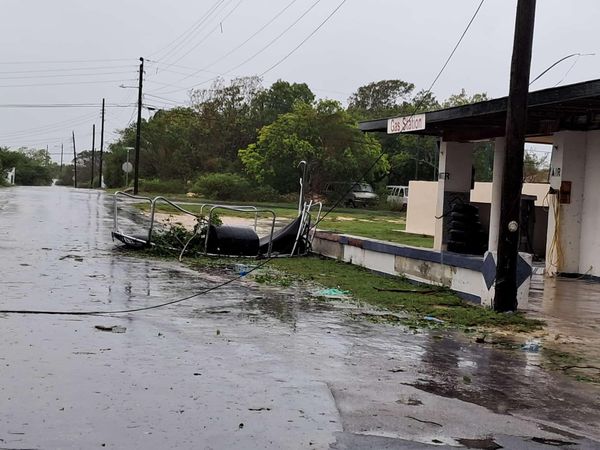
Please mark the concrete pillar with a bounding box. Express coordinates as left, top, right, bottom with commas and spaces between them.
488, 137, 506, 253
545, 131, 587, 276
434, 141, 474, 250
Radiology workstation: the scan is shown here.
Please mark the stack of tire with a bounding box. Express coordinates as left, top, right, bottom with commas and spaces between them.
447, 203, 487, 255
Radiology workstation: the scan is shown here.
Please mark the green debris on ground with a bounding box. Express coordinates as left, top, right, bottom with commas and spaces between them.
184, 254, 543, 333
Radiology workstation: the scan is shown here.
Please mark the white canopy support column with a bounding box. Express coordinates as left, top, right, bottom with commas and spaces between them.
546, 131, 587, 276
488, 137, 506, 253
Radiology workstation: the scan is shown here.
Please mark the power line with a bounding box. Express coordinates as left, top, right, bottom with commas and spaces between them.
156, 0, 324, 95
160, 0, 245, 69
0, 103, 134, 109
149, 0, 226, 60
530, 53, 595, 86
0, 70, 135, 81
196, 0, 323, 87
260, 0, 348, 77
153, 0, 237, 66
0, 58, 133, 65
164, 0, 300, 85
0, 78, 136, 89
0, 112, 100, 140
0, 64, 135, 75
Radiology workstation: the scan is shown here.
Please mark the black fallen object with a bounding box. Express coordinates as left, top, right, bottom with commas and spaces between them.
206, 225, 260, 256
259, 215, 306, 255
204, 215, 307, 257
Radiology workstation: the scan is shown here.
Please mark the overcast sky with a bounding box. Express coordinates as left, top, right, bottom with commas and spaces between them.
1, 0, 598, 161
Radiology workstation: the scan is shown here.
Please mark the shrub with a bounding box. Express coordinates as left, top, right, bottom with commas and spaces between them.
138, 178, 186, 194
192, 173, 251, 201
251, 185, 280, 202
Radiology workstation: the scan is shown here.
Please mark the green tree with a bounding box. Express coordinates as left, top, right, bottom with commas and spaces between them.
0, 148, 54, 186
523, 148, 549, 182
240, 100, 388, 194
103, 145, 129, 188
190, 76, 263, 172
442, 89, 489, 108
347, 80, 416, 119
252, 80, 315, 125
348, 81, 490, 185
347, 80, 441, 185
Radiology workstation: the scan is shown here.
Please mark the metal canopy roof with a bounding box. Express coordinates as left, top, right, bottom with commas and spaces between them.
359, 79, 600, 142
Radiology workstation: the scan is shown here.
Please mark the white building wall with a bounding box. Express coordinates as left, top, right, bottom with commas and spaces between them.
407, 181, 549, 236
405, 181, 438, 236
579, 130, 600, 277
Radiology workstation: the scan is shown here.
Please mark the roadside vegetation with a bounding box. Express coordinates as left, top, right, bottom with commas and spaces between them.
67, 78, 505, 197
0, 147, 58, 186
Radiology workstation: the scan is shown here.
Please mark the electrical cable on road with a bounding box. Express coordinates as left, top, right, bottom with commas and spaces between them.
0, 0, 486, 316
0, 258, 273, 316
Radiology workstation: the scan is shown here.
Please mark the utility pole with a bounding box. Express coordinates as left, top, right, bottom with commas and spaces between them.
99, 98, 105, 188
90, 124, 96, 189
60, 143, 64, 174
494, 0, 536, 312
133, 57, 144, 195
72, 131, 78, 188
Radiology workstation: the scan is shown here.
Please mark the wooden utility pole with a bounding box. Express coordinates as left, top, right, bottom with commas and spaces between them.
133, 57, 144, 195
72, 131, 78, 188
494, 0, 537, 312
60, 143, 64, 174
90, 124, 96, 189
99, 98, 105, 188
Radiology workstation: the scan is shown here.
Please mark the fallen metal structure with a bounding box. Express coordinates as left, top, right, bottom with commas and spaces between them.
111, 191, 322, 258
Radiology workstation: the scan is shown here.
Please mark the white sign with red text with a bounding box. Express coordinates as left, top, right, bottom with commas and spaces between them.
387, 114, 426, 134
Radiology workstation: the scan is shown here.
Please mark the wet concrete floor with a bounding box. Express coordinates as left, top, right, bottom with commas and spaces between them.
528, 271, 600, 369
1, 186, 600, 449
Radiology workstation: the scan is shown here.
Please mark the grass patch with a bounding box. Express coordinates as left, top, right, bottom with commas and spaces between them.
267, 256, 543, 332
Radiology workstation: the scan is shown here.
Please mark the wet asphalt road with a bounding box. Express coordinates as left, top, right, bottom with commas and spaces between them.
1, 186, 600, 449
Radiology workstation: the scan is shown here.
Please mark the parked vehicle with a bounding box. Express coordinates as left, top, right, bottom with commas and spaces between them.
386, 185, 409, 211
323, 181, 379, 208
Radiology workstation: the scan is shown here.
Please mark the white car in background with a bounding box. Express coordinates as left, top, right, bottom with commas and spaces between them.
386, 185, 409, 211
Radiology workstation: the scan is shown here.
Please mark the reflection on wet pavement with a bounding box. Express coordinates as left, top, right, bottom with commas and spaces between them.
528, 271, 600, 367
1, 187, 600, 449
